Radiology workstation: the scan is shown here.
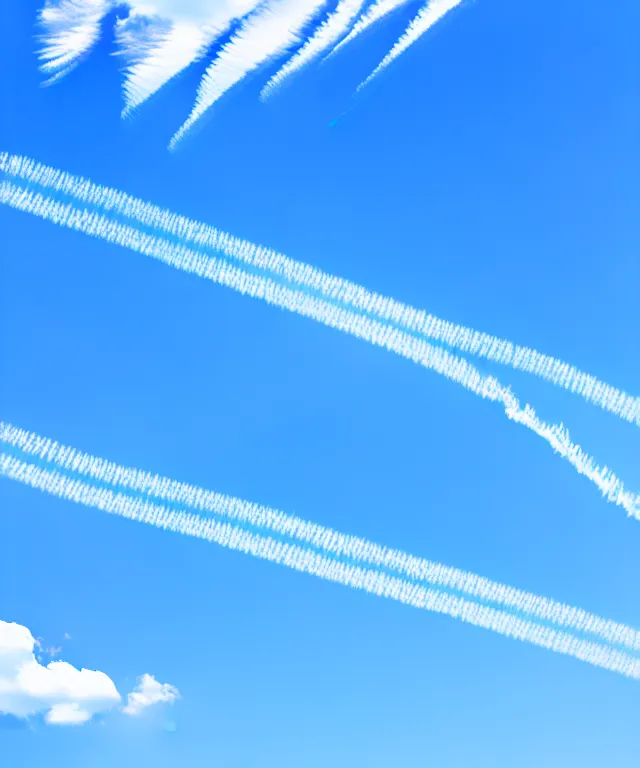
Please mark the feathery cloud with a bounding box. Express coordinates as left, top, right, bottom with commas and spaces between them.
123, 674, 180, 716
357, 0, 463, 91
0, 619, 120, 725
36, 0, 466, 146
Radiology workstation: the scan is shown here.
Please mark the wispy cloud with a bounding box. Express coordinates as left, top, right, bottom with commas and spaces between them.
0, 619, 120, 725
38, 0, 111, 84
1, 432, 639, 680
260, 0, 368, 101
123, 674, 180, 716
357, 0, 463, 91
36, 0, 466, 146
0, 153, 637, 521
169, 0, 330, 148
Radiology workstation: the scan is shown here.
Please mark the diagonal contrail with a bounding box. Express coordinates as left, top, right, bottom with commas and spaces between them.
169, 0, 330, 149
2, 420, 639, 654
1, 441, 639, 679
3, 152, 636, 427
357, 0, 463, 91
0, 167, 637, 520
260, 0, 368, 100
0, 180, 636, 518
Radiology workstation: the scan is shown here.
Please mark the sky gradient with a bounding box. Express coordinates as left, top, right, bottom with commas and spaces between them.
1, 0, 639, 765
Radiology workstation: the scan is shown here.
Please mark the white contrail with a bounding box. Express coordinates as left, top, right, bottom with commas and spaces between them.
3, 420, 639, 654
357, 0, 463, 91
260, 0, 368, 100
3, 152, 635, 427
169, 0, 329, 149
38, 0, 112, 85
0, 179, 637, 520
1, 450, 639, 679
325, 0, 411, 61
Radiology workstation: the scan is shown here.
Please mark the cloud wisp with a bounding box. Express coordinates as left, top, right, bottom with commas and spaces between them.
37, 0, 466, 146
0, 619, 120, 725
123, 674, 180, 716
0, 153, 637, 523
1, 428, 639, 681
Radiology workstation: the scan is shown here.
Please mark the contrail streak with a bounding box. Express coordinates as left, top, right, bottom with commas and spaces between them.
260, 0, 368, 100
2, 152, 635, 427
2, 420, 639, 654
325, 0, 411, 61
1, 445, 639, 679
357, 0, 463, 91
0, 175, 637, 520
169, 0, 329, 149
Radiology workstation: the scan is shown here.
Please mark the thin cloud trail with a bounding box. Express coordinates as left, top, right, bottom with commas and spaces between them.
169, 0, 330, 149
117, 20, 215, 118
116, 1, 263, 117
260, 0, 368, 100
0, 179, 637, 520
3, 420, 639, 654
1, 452, 639, 680
38, 0, 112, 85
2, 153, 635, 427
357, 0, 463, 91
325, 0, 411, 61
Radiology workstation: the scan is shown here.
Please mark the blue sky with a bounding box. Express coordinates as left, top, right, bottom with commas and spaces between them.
1, 0, 639, 765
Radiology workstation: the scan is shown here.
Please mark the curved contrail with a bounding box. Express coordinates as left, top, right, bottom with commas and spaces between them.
2, 152, 636, 427
1, 441, 639, 679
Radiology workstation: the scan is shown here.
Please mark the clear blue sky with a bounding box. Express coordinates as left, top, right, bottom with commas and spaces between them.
1, 0, 639, 764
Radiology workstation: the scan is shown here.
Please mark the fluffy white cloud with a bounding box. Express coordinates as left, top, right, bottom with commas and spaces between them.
123, 674, 180, 716
0, 620, 121, 725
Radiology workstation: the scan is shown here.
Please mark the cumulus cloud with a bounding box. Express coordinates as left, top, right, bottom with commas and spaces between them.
123, 674, 180, 716
0, 620, 121, 725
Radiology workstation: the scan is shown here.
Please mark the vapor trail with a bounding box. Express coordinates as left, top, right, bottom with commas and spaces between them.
357, 0, 463, 91
3, 420, 639, 654
169, 0, 329, 149
0, 177, 637, 520
1, 448, 639, 680
3, 152, 635, 427
325, 0, 411, 60
260, 0, 368, 100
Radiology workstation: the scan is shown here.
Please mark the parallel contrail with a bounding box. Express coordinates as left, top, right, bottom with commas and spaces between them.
357, 0, 463, 91
3, 420, 639, 654
0, 174, 637, 520
2, 152, 635, 427
1, 445, 639, 679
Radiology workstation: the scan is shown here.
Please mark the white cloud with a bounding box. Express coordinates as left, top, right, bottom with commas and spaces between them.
123, 674, 180, 716
0, 620, 121, 725
37, 0, 466, 146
